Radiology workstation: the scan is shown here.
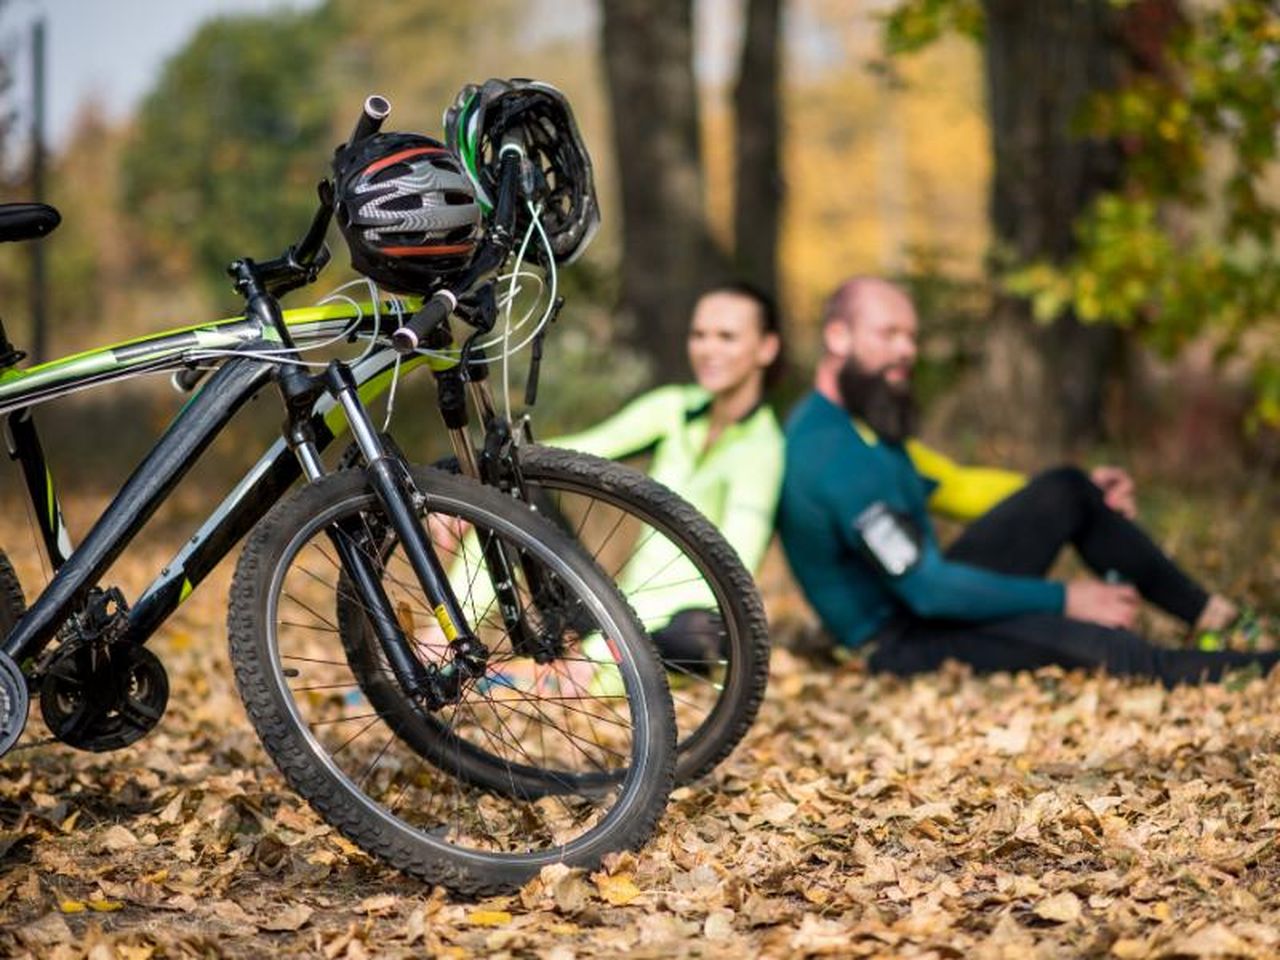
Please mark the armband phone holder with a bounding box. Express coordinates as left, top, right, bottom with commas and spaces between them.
855, 502, 923, 577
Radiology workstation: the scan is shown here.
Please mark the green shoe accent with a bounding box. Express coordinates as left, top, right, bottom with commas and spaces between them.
1194, 608, 1270, 653
1196, 629, 1224, 652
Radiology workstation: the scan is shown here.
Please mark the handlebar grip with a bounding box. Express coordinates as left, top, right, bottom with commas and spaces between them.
172, 366, 208, 393
348, 95, 391, 147
392, 291, 457, 353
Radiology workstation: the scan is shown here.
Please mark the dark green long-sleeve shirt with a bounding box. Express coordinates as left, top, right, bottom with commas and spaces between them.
779, 392, 1065, 648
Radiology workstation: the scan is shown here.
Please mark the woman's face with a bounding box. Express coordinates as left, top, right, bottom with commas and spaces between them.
687, 291, 780, 398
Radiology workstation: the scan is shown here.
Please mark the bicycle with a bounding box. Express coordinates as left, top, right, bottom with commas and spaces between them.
165, 78, 773, 787
0, 97, 676, 894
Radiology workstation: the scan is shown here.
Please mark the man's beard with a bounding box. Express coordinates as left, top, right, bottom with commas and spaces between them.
836, 358, 916, 444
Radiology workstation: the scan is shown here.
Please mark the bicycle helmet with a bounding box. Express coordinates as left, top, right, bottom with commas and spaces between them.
332, 132, 482, 293
444, 78, 600, 265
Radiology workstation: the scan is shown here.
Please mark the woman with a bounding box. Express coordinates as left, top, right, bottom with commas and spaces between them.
550, 281, 785, 669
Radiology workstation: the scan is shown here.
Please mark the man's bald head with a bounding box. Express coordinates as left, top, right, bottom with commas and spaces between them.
822, 277, 916, 339
819, 276, 919, 390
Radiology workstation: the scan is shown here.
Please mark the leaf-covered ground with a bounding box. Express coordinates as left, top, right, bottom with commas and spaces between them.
4, 511, 1280, 959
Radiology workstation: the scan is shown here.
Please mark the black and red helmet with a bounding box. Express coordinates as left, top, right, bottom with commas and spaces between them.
332, 132, 482, 294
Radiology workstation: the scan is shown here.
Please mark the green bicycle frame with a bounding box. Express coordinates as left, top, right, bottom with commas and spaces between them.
1, 299, 456, 663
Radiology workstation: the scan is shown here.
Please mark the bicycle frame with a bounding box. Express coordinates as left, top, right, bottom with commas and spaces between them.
0, 300, 451, 666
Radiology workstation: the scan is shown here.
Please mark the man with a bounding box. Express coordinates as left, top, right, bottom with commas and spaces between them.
779, 276, 1274, 686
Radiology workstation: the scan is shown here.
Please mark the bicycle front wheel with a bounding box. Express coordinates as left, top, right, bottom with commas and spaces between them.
228, 467, 675, 895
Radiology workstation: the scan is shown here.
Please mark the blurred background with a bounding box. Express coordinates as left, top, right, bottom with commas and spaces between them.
0, 0, 1275, 617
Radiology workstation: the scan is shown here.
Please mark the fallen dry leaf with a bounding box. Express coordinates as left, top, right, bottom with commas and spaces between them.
1173, 922, 1252, 957
1034, 890, 1082, 924
18, 913, 74, 949
704, 908, 735, 940
594, 872, 643, 906
467, 910, 513, 927
97, 824, 139, 853
357, 894, 397, 915
258, 903, 313, 932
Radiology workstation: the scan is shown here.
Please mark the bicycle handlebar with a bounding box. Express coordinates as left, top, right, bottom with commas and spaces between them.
275, 94, 392, 280
348, 94, 391, 150
389, 149, 525, 353
391, 291, 457, 353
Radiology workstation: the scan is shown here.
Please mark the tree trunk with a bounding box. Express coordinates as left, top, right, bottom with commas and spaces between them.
600, 0, 728, 381
733, 0, 783, 300
980, 0, 1128, 449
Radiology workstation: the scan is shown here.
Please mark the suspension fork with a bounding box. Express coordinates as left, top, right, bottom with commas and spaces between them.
455, 353, 575, 663
273, 359, 418, 689
430, 358, 531, 630
251, 267, 477, 706
435, 360, 481, 481
315, 361, 488, 707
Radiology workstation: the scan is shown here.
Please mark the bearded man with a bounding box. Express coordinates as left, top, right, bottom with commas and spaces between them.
779, 277, 1275, 686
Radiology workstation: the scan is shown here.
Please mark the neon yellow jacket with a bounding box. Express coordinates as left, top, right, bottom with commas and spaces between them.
903, 438, 1027, 521
551, 384, 785, 629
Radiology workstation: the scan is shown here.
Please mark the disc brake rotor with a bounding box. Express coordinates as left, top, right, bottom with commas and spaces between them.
0, 650, 29, 757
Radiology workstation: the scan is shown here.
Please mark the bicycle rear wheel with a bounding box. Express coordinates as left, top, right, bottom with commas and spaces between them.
228, 466, 675, 895
346, 442, 771, 784
512, 446, 770, 784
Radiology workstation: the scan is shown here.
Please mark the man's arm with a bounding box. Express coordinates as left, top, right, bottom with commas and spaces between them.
892, 544, 1066, 620
832, 486, 1065, 622
905, 440, 1027, 522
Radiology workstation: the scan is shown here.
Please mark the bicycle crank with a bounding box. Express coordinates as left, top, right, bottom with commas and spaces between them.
0, 650, 29, 757
40, 640, 169, 752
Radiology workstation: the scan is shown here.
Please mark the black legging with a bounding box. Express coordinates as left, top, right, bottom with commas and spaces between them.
652, 609, 726, 676
868, 467, 1279, 687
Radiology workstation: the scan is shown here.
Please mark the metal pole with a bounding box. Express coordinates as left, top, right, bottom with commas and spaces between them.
30, 18, 47, 363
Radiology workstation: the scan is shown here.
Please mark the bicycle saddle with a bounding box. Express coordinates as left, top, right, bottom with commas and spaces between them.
0, 203, 60, 243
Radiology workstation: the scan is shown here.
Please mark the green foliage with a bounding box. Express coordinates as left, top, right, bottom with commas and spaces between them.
885, 0, 1280, 426
881, 0, 983, 55
120, 8, 339, 297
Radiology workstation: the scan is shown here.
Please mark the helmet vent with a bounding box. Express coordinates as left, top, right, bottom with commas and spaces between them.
370, 163, 411, 184
381, 194, 422, 212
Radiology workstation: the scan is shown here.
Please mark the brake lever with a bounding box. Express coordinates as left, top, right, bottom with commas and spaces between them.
456, 283, 498, 335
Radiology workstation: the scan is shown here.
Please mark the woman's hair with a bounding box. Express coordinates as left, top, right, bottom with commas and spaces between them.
697, 280, 787, 388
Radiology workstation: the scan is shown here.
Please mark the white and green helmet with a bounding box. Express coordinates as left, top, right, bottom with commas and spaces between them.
444, 78, 600, 265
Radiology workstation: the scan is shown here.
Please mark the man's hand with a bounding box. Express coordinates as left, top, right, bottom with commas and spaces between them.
1065, 579, 1140, 630
1090, 465, 1137, 519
